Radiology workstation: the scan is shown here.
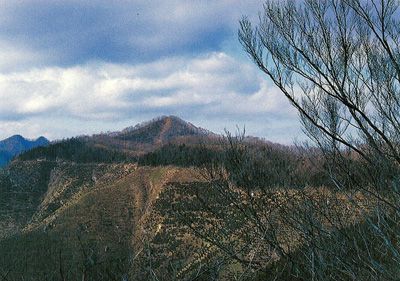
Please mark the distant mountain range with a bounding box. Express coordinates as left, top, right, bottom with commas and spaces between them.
0, 135, 49, 167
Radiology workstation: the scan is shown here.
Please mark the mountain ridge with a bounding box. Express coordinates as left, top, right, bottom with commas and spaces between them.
0, 135, 50, 167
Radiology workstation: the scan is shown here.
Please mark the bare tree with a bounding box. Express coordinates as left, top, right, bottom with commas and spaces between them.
239, 0, 400, 176
240, 0, 400, 279
180, 1, 400, 280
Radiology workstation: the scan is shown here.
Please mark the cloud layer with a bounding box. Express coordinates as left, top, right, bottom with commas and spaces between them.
0, 52, 293, 140
0, 52, 299, 142
0, 1, 303, 143
0, 0, 263, 69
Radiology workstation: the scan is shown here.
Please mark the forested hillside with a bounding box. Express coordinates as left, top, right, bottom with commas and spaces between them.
0, 108, 396, 280
0, 116, 332, 280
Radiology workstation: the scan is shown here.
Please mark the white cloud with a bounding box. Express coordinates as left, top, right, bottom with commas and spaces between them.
0, 40, 54, 72
0, 52, 299, 141
0, 1, 303, 143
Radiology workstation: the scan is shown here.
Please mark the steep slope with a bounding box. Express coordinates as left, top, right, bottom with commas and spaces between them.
0, 135, 49, 167
0, 160, 204, 280
0, 159, 380, 281
0, 160, 55, 238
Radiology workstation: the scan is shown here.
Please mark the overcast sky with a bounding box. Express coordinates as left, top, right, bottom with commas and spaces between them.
0, 0, 302, 143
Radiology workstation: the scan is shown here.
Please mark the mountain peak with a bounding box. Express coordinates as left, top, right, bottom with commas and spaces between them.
116, 115, 212, 145
122, 115, 185, 132
35, 136, 50, 145
7, 134, 25, 141
0, 135, 50, 167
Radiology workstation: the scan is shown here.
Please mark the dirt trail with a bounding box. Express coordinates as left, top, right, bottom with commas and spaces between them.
156, 116, 172, 144
131, 167, 179, 248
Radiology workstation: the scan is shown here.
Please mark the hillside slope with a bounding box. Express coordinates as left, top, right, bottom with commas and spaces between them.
0, 156, 208, 280
0, 116, 309, 280
0, 160, 55, 238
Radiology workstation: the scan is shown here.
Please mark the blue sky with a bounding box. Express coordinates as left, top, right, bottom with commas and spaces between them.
0, 0, 301, 143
